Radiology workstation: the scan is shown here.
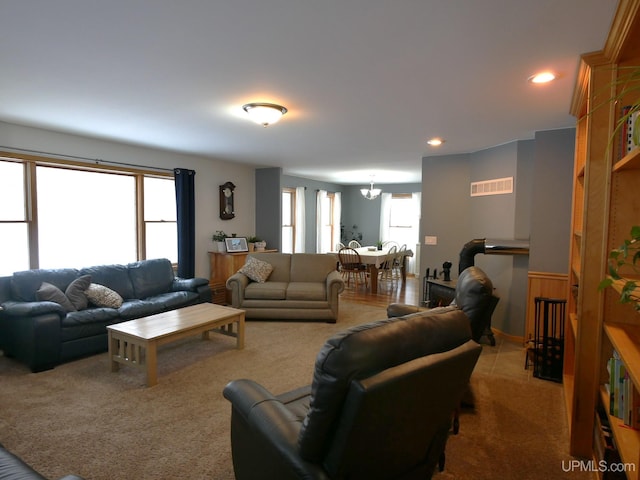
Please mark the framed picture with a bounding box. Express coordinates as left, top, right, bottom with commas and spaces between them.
225, 237, 248, 252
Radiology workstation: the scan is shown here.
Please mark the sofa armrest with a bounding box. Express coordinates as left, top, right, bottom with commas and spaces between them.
326, 270, 345, 294
223, 379, 329, 480
0, 304, 63, 372
172, 277, 212, 303
1, 300, 66, 318
172, 277, 208, 292
226, 273, 249, 307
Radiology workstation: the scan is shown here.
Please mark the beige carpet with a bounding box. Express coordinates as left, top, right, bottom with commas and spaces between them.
0, 302, 589, 480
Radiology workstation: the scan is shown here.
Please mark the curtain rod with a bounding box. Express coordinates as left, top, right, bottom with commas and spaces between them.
0, 145, 174, 173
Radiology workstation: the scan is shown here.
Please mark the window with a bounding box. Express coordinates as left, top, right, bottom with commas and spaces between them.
316, 190, 341, 253
37, 165, 137, 268
380, 193, 421, 274
0, 160, 29, 273
0, 156, 175, 276
143, 176, 177, 262
282, 188, 295, 254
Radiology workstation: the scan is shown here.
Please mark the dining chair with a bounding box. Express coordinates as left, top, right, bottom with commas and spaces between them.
379, 245, 397, 283
337, 247, 368, 288
347, 240, 361, 248
393, 244, 408, 279
382, 240, 399, 250
334, 242, 345, 251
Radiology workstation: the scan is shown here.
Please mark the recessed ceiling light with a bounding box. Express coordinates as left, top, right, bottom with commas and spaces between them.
427, 138, 444, 146
528, 71, 556, 84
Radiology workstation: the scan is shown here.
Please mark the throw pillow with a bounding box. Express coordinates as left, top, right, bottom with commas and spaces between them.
36, 282, 76, 312
65, 275, 92, 311
86, 283, 124, 308
238, 256, 274, 283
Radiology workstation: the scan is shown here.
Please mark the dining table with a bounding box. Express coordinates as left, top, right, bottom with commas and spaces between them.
333, 246, 413, 294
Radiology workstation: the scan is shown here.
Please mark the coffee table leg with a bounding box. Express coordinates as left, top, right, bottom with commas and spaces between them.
146, 341, 158, 387
108, 330, 119, 372
236, 313, 245, 349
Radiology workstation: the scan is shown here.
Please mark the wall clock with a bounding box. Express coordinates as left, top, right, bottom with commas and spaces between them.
219, 181, 235, 220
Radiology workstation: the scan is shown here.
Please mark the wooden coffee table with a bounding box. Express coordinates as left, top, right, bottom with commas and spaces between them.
107, 302, 245, 386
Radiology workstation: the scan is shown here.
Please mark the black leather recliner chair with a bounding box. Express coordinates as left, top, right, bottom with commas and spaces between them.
223, 306, 481, 479
387, 266, 498, 344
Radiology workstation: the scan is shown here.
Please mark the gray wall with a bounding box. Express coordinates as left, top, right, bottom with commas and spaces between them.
255, 168, 283, 250
420, 129, 574, 337
529, 128, 575, 273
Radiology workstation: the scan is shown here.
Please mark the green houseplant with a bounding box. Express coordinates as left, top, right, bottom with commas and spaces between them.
212, 230, 227, 252
247, 235, 261, 252
599, 225, 640, 310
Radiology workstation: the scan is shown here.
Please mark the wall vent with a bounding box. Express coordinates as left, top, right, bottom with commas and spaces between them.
470, 177, 513, 197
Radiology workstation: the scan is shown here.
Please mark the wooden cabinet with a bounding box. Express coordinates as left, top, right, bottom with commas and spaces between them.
208, 250, 277, 304
566, 1, 640, 473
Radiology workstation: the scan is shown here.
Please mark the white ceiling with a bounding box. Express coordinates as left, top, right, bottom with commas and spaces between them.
0, 0, 618, 185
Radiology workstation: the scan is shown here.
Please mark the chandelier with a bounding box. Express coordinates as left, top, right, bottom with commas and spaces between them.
360, 179, 382, 200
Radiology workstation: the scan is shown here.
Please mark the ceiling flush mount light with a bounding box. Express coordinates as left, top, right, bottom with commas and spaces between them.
360, 178, 382, 200
427, 138, 444, 146
242, 102, 288, 127
528, 71, 556, 84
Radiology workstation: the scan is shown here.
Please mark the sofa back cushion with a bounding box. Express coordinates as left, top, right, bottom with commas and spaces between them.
128, 258, 174, 299
297, 306, 472, 462
80, 264, 134, 300
248, 253, 291, 283
290, 254, 336, 283
10, 268, 80, 302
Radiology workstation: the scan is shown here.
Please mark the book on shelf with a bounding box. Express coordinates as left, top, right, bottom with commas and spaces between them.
620, 105, 640, 157
607, 350, 640, 429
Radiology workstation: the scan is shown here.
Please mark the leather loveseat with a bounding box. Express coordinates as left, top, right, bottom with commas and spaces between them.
0, 442, 84, 480
0, 258, 211, 372
226, 253, 345, 322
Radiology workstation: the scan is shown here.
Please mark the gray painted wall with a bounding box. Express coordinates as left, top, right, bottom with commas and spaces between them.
420, 153, 471, 276
255, 168, 283, 250
529, 128, 575, 273
419, 129, 574, 337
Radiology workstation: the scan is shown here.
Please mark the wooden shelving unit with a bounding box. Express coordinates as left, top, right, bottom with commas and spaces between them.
565, 0, 640, 473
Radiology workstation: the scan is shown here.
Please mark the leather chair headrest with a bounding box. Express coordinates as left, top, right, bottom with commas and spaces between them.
298, 306, 472, 461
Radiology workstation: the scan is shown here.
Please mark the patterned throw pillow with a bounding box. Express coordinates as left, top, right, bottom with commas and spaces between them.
86, 283, 124, 308
238, 256, 274, 283
36, 282, 76, 312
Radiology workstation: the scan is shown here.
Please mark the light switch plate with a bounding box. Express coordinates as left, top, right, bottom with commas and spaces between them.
425, 236, 437, 245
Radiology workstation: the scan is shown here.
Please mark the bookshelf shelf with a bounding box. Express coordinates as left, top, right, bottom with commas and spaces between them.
614, 146, 640, 172
600, 387, 640, 480
606, 323, 640, 389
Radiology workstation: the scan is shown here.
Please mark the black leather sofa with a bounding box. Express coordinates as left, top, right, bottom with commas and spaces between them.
0, 258, 211, 372
0, 442, 84, 480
